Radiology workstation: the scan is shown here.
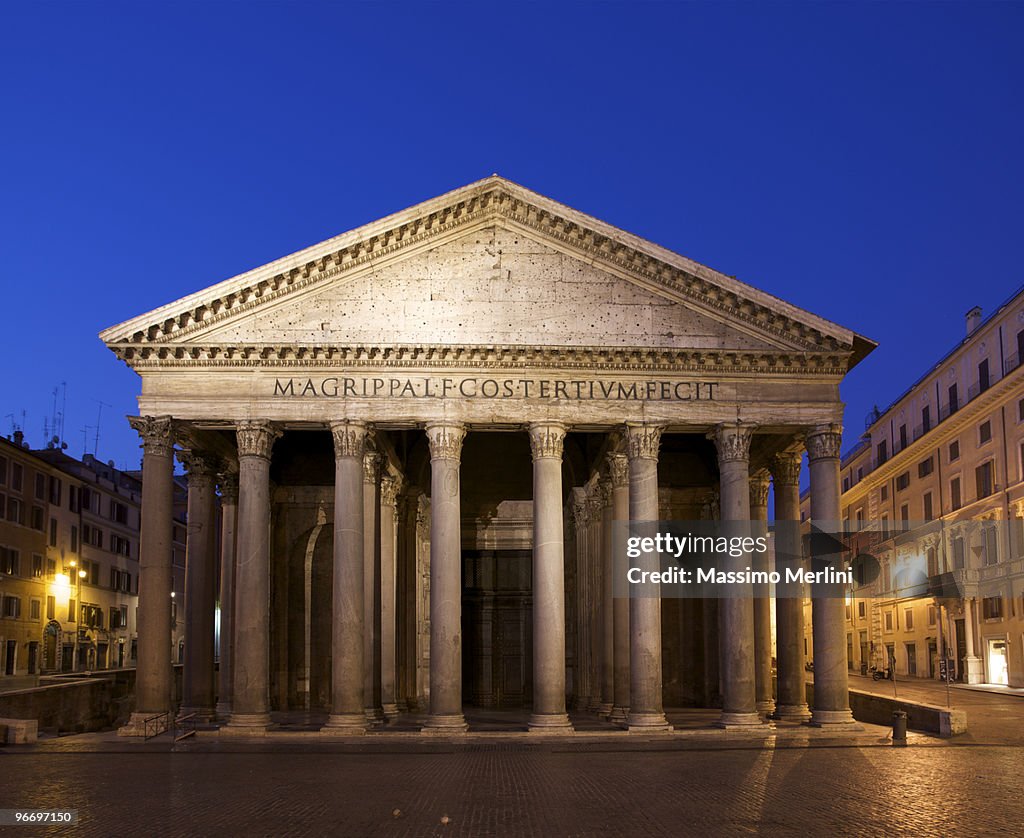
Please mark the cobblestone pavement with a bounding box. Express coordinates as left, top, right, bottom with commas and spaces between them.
2, 739, 1022, 837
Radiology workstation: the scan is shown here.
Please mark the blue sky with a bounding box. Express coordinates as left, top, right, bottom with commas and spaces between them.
2, 1, 1022, 470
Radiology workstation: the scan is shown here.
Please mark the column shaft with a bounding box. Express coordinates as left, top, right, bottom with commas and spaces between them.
599, 480, 615, 716
807, 424, 857, 727
750, 472, 774, 716
586, 491, 604, 711
118, 417, 175, 736
363, 452, 384, 726
528, 423, 573, 732
609, 454, 631, 724
771, 450, 811, 721
179, 451, 219, 721
380, 476, 400, 719
216, 473, 238, 718
323, 420, 367, 733
422, 423, 468, 733
225, 421, 280, 732
625, 424, 671, 731
712, 423, 763, 727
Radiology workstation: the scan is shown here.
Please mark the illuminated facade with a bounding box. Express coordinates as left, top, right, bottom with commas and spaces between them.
101, 176, 875, 735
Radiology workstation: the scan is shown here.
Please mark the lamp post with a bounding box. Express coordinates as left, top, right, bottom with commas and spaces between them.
67, 559, 87, 670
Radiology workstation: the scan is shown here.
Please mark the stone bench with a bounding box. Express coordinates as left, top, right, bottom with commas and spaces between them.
0, 718, 39, 744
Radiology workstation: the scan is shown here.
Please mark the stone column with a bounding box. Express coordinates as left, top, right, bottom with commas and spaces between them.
807, 424, 857, 727
380, 474, 400, 719
528, 422, 573, 733
571, 496, 590, 709
586, 490, 604, 712
225, 420, 280, 733
625, 423, 671, 731
323, 420, 368, 733
771, 450, 811, 721
963, 597, 983, 684
216, 472, 238, 718
608, 453, 631, 724
178, 450, 219, 722
119, 416, 175, 736
599, 479, 615, 717
363, 450, 384, 727
711, 422, 762, 727
422, 422, 468, 733
749, 470, 775, 716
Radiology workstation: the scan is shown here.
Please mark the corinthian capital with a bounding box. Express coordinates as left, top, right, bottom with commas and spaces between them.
528, 422, 566, 460
771, 450, 803, 487
710, 422, 753, 464
425, 422, 465, 462
806, 424, 843, 462
236, 420, 281, 460
624, 423, 664, 461
380, 475, 402, 508
607, 453, 629, 488
218, 471, 239, 504
128, 416, 175, 458
363, 451, 383, 485
749, 470, 771, 509
329, 420, 367, 459
176, 450, 221, 481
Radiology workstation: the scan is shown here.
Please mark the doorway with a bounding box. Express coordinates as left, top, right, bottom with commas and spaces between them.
987, 638, 1009, 685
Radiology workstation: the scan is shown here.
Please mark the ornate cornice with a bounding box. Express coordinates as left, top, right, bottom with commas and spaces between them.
625, 423, 663, 461
236, 420, 281, 460
425, 422, 465, 462
329, 419, 367, 459
806, 423, 843, 462
176, 449, 220, 481
771, 450, 803, 487
218, 471, 239, 504
710, 422, 753, 464
607, 453, 629, 488
362, 451, 383, 484
749, 470, 771, 509
103, 181, 850, 357
528, 422, 566, 460
128, 415, 175, 458
108, 343, 851, 377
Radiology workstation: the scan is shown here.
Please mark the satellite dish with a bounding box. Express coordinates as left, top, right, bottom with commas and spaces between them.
61, 442, 68, 450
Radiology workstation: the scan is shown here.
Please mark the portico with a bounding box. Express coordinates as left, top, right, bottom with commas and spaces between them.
104, 176, 873, 736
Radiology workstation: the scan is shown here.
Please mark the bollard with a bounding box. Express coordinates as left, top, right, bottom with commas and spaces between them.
892, 710, 907, 746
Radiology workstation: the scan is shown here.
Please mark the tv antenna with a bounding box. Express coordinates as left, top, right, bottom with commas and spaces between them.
93, 400, 111, 456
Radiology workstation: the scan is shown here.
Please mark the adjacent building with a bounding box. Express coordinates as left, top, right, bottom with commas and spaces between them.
810, 287, 1024, 687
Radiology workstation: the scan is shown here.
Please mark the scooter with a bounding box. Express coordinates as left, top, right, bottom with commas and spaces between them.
870, 666, 891, 681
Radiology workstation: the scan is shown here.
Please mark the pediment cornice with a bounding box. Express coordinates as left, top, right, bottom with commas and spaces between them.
105, 341, 850, 376
100, 176, 872, 365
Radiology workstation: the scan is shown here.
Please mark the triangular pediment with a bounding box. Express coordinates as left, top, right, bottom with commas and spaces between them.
101, 176, 874, 368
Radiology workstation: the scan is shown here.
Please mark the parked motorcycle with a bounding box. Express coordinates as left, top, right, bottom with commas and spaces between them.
870, 666, 891, 681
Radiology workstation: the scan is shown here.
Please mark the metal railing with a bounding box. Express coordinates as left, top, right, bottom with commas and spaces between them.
143, 712, 169, 740
174, 712, 197, 742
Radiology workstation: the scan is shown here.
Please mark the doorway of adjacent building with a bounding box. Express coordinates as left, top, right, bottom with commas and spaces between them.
987, 638, 1009, 685
4, 640, 15, 675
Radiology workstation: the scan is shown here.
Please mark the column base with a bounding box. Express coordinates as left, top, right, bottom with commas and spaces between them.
772, 703, 812, 722
715, 711, 771, 729
528, 713, 574, 734
214, 701, 232, 720
626, 711, 672, 732
320, 713, 368, 735
117, 711, 170, 737
381, 702, 400, 720
755, 700, 776, 716
597, 702, 614, 718
964, 656, 984, 685
809, 709, 862, 729
609, 705, 629, 725
585, 696, 602, 713
221, 713, 272, 736
364, 708, 385, 727
421, 713, 469, 734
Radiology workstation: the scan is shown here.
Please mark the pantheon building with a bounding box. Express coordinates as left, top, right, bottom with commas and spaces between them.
102, 177, 874, 735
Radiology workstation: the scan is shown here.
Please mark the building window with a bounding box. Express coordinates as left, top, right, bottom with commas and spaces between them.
928, 605, 937, 626
7, 497, 24, 525
845, 604, 851, 620
34, 472, 45, 500
3, 596, 21, 618
48, 476, 61, 506
918, 457, 934, 478
30, 599, 41, 620
978, 358, 990, 393
953, 535, 966, 569
927, 545, 938, 576
842, 476, 850, 492
1, 547, 20, 576
30, 505, 44, 531
948, 383, 959, 415
70, 525, 78, 553
881, 514, 890, 540
906, 643, 917, 676
922, 405, 931, 434
68, 598, 76, 622
69, 486, 79, 513
1018, 398, 1024, 423
876, 440, 888, 466
881, 484, 889, 502
982, 525, 998, 566
857, 467, 864, 481
48, 517, 57, 546
923, 492, 934, 522
0, 455, 6, 485
110, 500, 128, 525
979, 420, 992, 444
904, 608, 914, 631
899, 424, 908, 450
46, 595, 55, 621
46, 558, 55, 577
856, 508, 865, 531
982, 597, 1003, 620
884, 611, 894, 632
949, 440, 960, 462
951, 477, 962, 511
900, 503, 909, 530
976, 461, 994, 500
896, 472, 911, 491
31, 553, 42, 578
858, 601, 866, 618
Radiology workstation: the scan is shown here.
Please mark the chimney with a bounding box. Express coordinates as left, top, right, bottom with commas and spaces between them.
966, 305, 982, 335
13, 429, 24, 448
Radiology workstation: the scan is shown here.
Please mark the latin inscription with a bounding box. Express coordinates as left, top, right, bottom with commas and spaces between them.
272, 377, 718, 401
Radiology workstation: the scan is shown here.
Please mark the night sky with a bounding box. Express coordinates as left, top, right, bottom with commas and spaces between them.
3, 2, 1022, 471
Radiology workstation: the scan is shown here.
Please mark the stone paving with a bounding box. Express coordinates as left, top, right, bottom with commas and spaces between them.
3, 699, 1024, 837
